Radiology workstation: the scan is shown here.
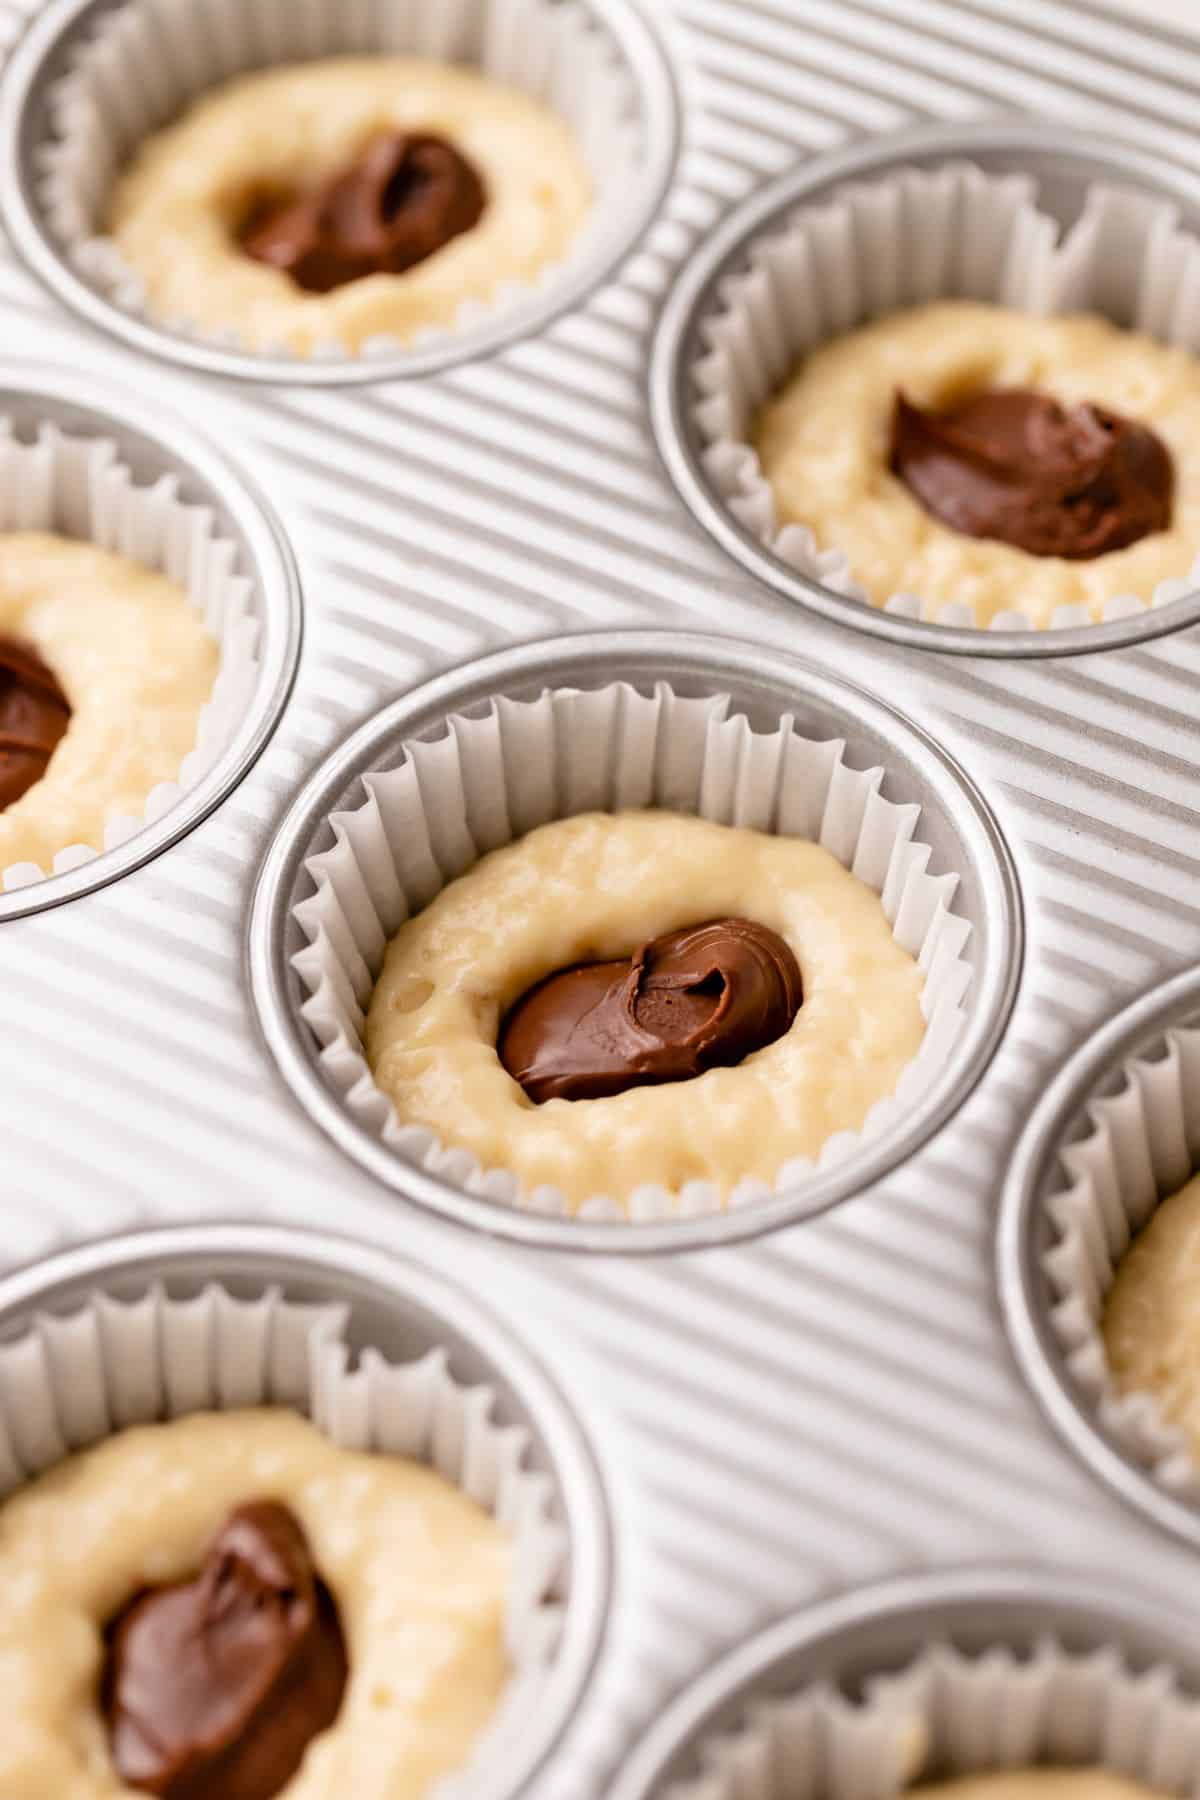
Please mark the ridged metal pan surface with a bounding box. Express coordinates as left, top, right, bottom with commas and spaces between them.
1, 1, 1200, 1797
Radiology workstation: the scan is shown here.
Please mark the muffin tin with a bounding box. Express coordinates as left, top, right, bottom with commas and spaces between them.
2, 0, 1200, 1796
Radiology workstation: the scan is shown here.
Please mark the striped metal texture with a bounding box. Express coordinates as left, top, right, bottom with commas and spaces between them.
4, 0, 1200, 1793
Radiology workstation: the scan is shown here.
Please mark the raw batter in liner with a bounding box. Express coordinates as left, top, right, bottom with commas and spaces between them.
108, 58, 591, 356
754, 301, 1200, 629
0, 1409, 510, 1799
1104, 1169, 1200, 1461
0, 534, 217, 875
910, 1777, 1166, 1800
365, 811, 927, 1209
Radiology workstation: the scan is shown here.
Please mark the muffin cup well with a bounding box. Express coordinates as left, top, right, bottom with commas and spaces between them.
0, 1222, 610, 1800
999, 967, 1200, 1550
290, 680, 973, 1222
650, 121, 1200, 659
608, 1571, 1200, 1800
4, 0, 678, 382
248, 631, 1022, 1253
0, 367, 300, 921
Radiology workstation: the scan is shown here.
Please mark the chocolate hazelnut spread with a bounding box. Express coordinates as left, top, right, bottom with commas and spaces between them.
499, 917, 803, 1104
890, 387, 1173, 559
103, 1501, 348, 1800
0, 636, 70, 810
239, 131, 486, 293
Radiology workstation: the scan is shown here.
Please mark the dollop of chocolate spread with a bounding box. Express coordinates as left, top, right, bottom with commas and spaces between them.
499, 918, 803, 1104
103, 1501, 348, 1800
0, 635, 70, 810
239, 132, 486, 294
890, 388, 1174, 559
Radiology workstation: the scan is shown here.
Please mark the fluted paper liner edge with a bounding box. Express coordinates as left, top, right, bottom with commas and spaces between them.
0, 1278, 566, 1800
291, 680, 975, 1222
0, 417, 259, 892
658, 1635, 1200, 1800
37, 0, 642, 363
692, 163, 1200, 633
1041, 1010, 1200, 1501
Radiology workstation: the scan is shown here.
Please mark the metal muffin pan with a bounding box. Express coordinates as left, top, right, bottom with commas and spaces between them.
999, 966, 1200, 1553
1, 0, 1200, 1795
649, 119, 1200, 661
0, 361, 302, 923
0, 1220, 612, 1800
247, 628, 1022, 1254
0, 0, 682, 385
609, 1569, 1200, 1800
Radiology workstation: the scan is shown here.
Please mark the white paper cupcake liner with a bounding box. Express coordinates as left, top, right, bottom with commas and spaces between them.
693, 162, 1200, 632
662, 1636, 1200, 1800
37, 0, 642, 363
1041, 1011, 1200, 1502
291, 679, 975, 1222
0, 1277, 565, 1800
0, 417, 259, 891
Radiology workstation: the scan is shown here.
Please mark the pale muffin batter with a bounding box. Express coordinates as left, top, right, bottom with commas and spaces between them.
1104, 1170, 1200, 1458
365, 811, 927, 1209
910, 1775, 1165, 1800
108, 59, 592, 355
754, 302, 1200, 628
0, 534, 217, 875
0, 1409, 511, 1799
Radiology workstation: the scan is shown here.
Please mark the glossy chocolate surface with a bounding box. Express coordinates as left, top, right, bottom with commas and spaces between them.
891, 387, 1173, 558
499, 917, 803, 1103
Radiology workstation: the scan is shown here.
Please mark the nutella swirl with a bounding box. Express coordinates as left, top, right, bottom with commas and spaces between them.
240, 132, 486, 294
890, 388, 1174, 559
499, 917, 803, 1104
0, 636, 70, 810
103, 1501, 348, 1800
